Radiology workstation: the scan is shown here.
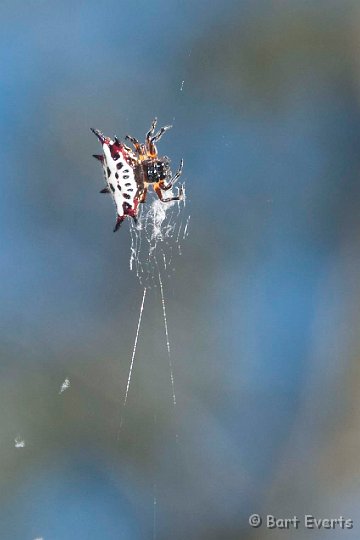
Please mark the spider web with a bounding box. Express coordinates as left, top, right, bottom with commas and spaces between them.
119, 186, 190, 430
129, 186, 190, 287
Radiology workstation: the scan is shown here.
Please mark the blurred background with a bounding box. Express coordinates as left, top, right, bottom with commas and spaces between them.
1, 0, 360, 538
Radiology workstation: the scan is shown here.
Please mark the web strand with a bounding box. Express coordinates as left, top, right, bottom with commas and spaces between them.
118, 286, 147, 435
153, 482, 157, 540
158, 271, 176, 406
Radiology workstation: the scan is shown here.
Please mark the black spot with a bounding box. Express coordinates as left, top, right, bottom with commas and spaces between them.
123, 175, 129, 179
128, 188, 134, 192
124, 169, 129, 173
109, 183, 115, 192
115, 173, 119, 179
116, 162, 123, 170
123, 193, 131, 199
117, 185, 121, 191
123, 202, 131, 210
113, 153, 120, 161
125, 183, 131, 186
107, 167, 111, 177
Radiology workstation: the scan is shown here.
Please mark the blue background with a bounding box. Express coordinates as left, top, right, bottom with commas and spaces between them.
1, 0, 360, 538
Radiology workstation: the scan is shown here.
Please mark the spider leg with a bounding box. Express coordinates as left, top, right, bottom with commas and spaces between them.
153, 183, 184, 203
125, 134, 142, 154
151, 125, 172, 144
145, 118, 158, 156
146, 118, 157, 143
160, 159, 183, 191
147, 124, 172, 157
139, 186, 148, 203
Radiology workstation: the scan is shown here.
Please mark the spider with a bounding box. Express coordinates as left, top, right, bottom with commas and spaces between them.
91, 119, 184, 232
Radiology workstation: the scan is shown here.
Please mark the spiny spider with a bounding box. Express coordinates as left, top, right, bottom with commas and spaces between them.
91, 119, 184, 232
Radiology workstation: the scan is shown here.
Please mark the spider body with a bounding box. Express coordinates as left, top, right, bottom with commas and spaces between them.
91, 119, 183, 232
137, 158, 170, 184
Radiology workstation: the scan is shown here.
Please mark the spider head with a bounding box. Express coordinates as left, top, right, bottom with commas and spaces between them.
146, 157, 171, 183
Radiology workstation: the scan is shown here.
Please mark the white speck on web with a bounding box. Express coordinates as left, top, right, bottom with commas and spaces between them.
14, 435, 25, 448
180, 80, 184, 91
34, 537, 44, 540
59, 378, 70, 394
